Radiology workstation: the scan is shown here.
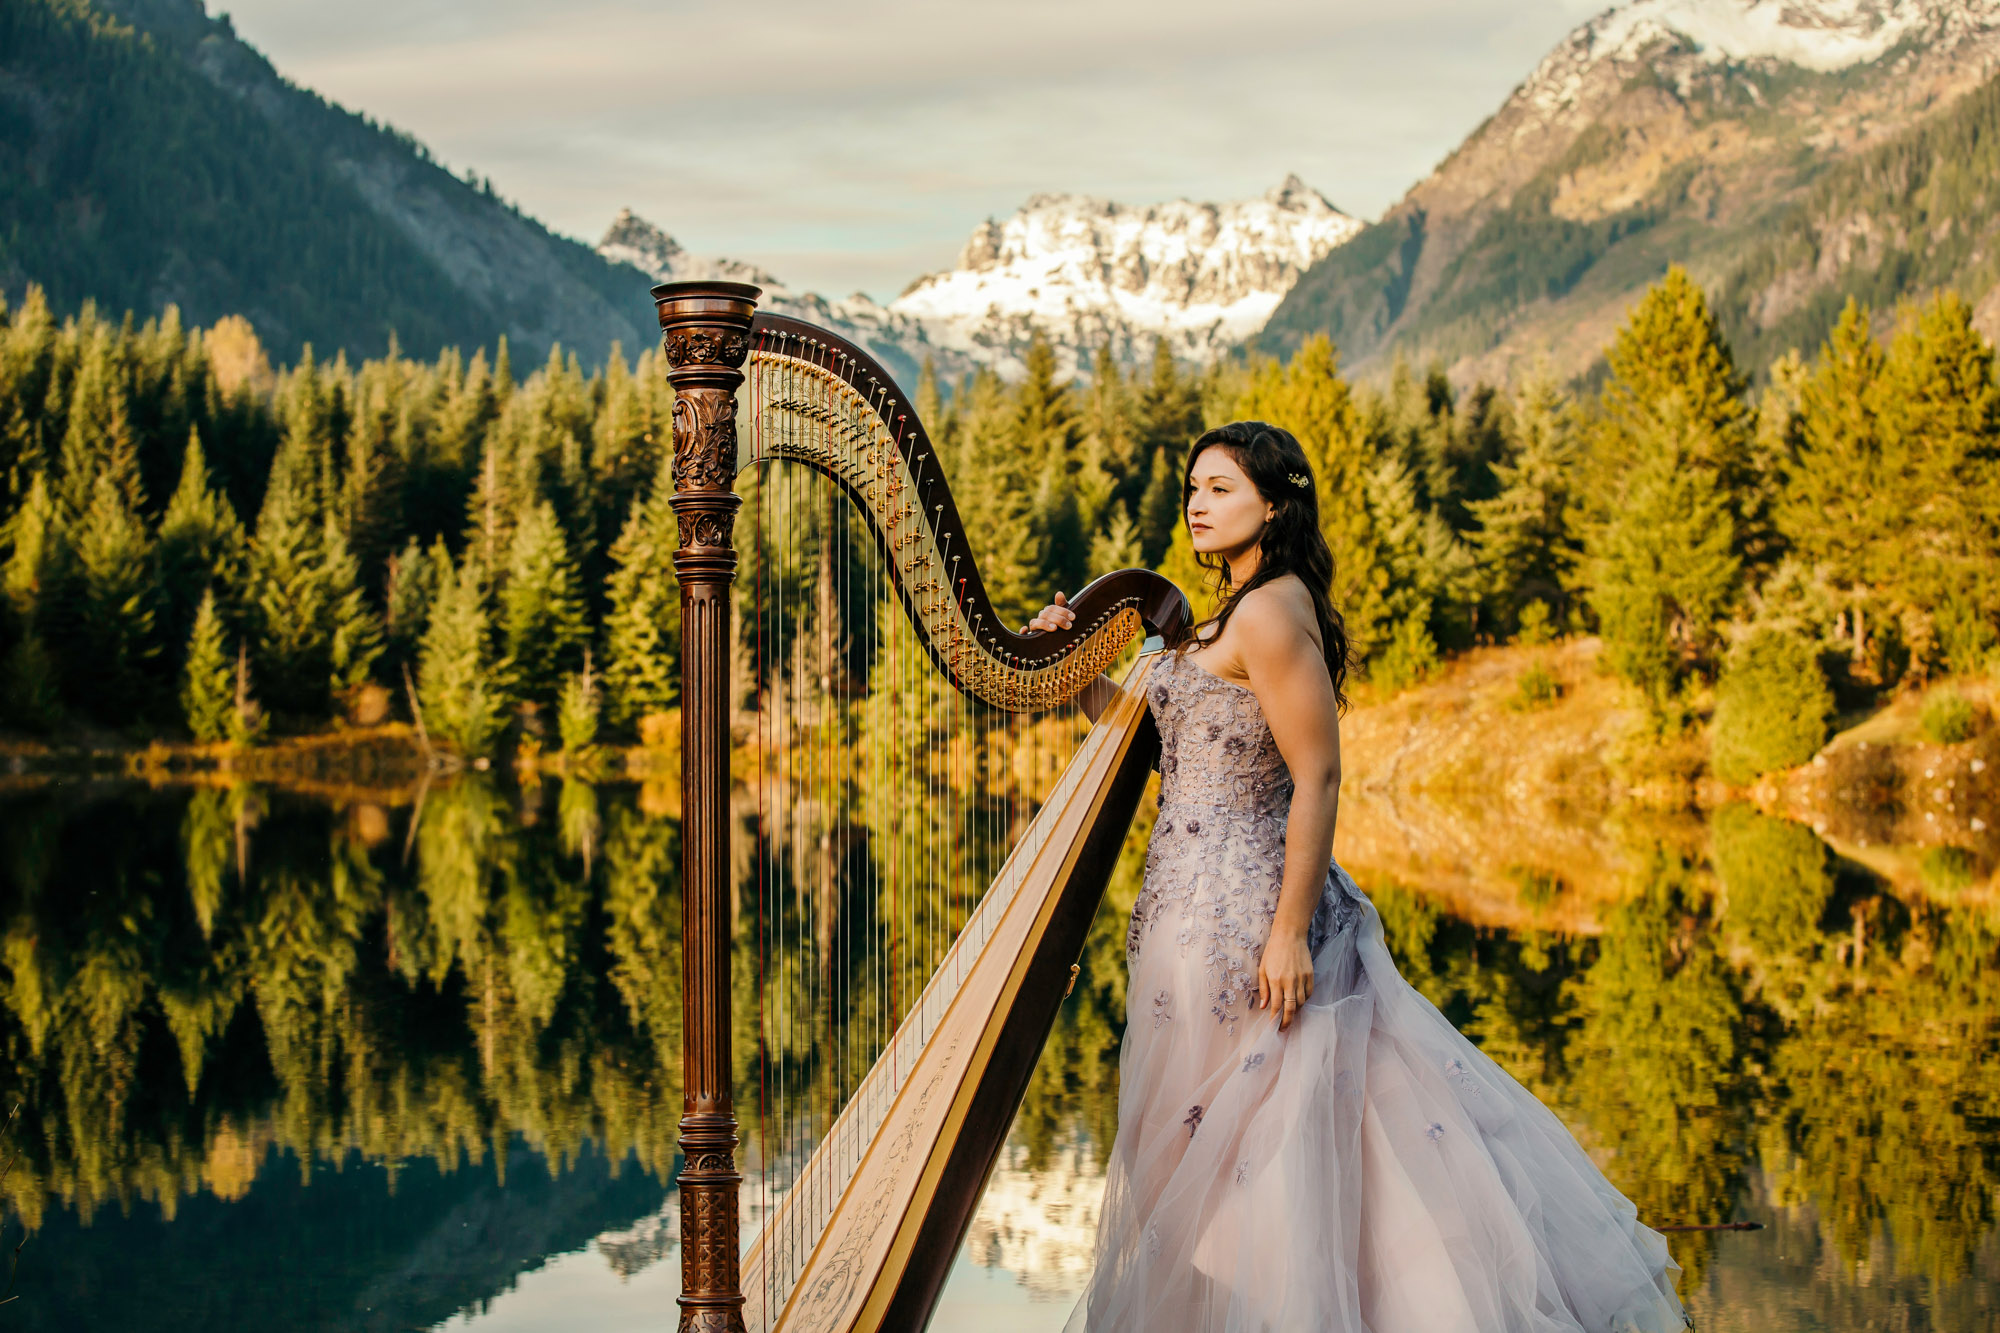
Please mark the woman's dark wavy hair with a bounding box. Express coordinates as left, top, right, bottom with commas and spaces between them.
1174, 420, 1350, 711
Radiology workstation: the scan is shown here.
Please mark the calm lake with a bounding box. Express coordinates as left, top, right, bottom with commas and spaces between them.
1, 776, 1994, 1331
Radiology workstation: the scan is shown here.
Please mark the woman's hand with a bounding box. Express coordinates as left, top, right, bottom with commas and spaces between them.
1025, 590, 1075, 633
1257, 930, 1315, 1032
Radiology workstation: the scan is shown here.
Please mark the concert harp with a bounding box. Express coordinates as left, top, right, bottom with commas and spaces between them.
659, 281, 1188, 1333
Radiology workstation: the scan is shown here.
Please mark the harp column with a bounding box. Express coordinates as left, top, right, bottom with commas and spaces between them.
656, 280, 759, 1333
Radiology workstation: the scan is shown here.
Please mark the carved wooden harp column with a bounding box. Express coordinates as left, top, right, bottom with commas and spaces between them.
659, 280, 760, 1333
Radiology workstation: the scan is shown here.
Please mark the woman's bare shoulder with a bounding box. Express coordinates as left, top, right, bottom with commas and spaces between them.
1232, 577, 1319, 647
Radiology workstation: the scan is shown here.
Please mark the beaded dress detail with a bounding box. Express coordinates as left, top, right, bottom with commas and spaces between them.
1067, 650, 1690, 1333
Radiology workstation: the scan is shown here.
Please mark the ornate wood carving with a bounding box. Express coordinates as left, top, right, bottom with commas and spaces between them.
656, 279, 759, 1333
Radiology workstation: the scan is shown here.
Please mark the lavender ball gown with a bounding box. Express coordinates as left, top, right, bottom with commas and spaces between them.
1066, 650, 1690, 1332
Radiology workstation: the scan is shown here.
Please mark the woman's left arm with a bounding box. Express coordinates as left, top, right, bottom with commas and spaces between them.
1235, 590, 1343, 1031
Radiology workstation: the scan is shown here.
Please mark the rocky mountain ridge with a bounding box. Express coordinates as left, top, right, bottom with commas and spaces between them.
598, 177, 1359, 381
1264, 0, 2000, 380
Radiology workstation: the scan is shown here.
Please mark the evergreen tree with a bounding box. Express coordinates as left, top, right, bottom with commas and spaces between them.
156, 428, 247, 671
1781, 299, 1882, 582
1088, 508, 1143, 576
55, 472, 158, 722
1584, 270, 1752, 700
1133, 338, 1203, 496
322, 522, 384, 701
1234, 337, 1386, 646
180, 588, 234, 742
601, 458, 680, 732
383, 536, 440, 684
502, 498, 590, 705
0, 286, 59, 505
418, 553, 508, 757
1136, 447, 1184, 569
1866, 293, 2000, 671
229, 639, 267, 744
1589, 447, 1741, 707
55, 331, 144, 517
245, 459, 334, 719
955, 368, 1044, 626
558, 648, 601, 752
1467, 373, 1581, 634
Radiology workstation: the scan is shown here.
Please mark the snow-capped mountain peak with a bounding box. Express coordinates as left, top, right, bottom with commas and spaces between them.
597, 208, 780, 289
599, 178, 1360, 381
1521, 0, 1999, 117
888, 178, 1362, 376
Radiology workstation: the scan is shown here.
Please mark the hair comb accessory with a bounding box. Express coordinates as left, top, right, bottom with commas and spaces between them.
1288, 472, 1310, 489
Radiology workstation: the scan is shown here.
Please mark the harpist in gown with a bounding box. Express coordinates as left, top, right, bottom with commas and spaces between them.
1066, 650, 1690, 1333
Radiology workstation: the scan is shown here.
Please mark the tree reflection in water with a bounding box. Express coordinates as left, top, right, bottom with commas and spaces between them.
0, 782, 1993, 1329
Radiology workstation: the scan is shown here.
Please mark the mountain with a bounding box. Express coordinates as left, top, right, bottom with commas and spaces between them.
598, 177, 1360, 381
0, 0, 655, 365
1262, 0, 2000, 381
598, 208, 935, 384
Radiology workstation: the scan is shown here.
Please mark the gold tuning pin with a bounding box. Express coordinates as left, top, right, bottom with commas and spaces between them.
1064, 963, 1080, 998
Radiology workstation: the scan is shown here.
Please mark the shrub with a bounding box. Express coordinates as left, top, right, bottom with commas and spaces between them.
1711, 628, 1833, 784
1711, 803, 1830, 959
1516, 599, 1557, 646
1370, 614, 1440, 695
1511, 661, 1561, 710
1919, 845, 1978, 897
1919, 689, 1978, 744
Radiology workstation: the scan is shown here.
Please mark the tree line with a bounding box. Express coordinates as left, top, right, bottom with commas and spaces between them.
0, 269, 1995, 777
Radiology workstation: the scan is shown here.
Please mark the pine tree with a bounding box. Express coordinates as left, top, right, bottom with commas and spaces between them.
246, 460, 333, 719
1467, 373, 1582, 633
1134, 337, 1202, 487
419, 553, 508, 757
558, 647, 601, 752
1088, 508, 1143, 576
1235, 337, 1389, 651
156, 428, 247, 672
502, 498, 590, 705
323, 522, 385, 701
1589, 447, 1741, 707
1080, 344, 1136, 525
587, 343, 662, 559
55, 331, 144, 517
955, 368, 1044, 627
0, 286, 59, 504
1584, 269, 1752, 699
383, 536, 441, 683
180, 588, 235, 742
57, 472, 158, 722
601, 458, 680, 732
1136, 447, 1183, 569
1866, 292, 2000, 671
229, 639, 267, 744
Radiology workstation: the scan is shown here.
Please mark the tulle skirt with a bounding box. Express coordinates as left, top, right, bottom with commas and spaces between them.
1066, 868, 1690, 1333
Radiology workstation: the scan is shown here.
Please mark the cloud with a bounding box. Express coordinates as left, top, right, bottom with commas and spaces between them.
222, 0, 1609, 299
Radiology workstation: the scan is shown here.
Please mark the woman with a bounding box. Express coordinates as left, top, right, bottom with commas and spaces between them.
1027, 422, 1689, 1332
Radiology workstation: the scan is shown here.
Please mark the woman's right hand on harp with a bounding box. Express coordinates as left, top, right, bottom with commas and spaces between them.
1025, 590, 1075, 634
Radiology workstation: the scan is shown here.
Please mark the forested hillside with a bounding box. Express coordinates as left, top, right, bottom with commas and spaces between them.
0, 0, 654, 365
1261, 4, 2000, 384
1715, 65, 2000, 372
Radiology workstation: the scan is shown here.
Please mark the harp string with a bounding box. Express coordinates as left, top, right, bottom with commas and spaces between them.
736, 326, 1101, 1328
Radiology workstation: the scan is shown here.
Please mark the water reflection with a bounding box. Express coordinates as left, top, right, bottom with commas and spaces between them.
0, 780, 1992, 1329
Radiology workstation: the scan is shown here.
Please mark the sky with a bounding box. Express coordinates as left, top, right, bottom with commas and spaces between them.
219, 0, 1612, 301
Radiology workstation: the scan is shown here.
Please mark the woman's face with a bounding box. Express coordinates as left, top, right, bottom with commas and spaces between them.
1185, 446, 1273, 560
